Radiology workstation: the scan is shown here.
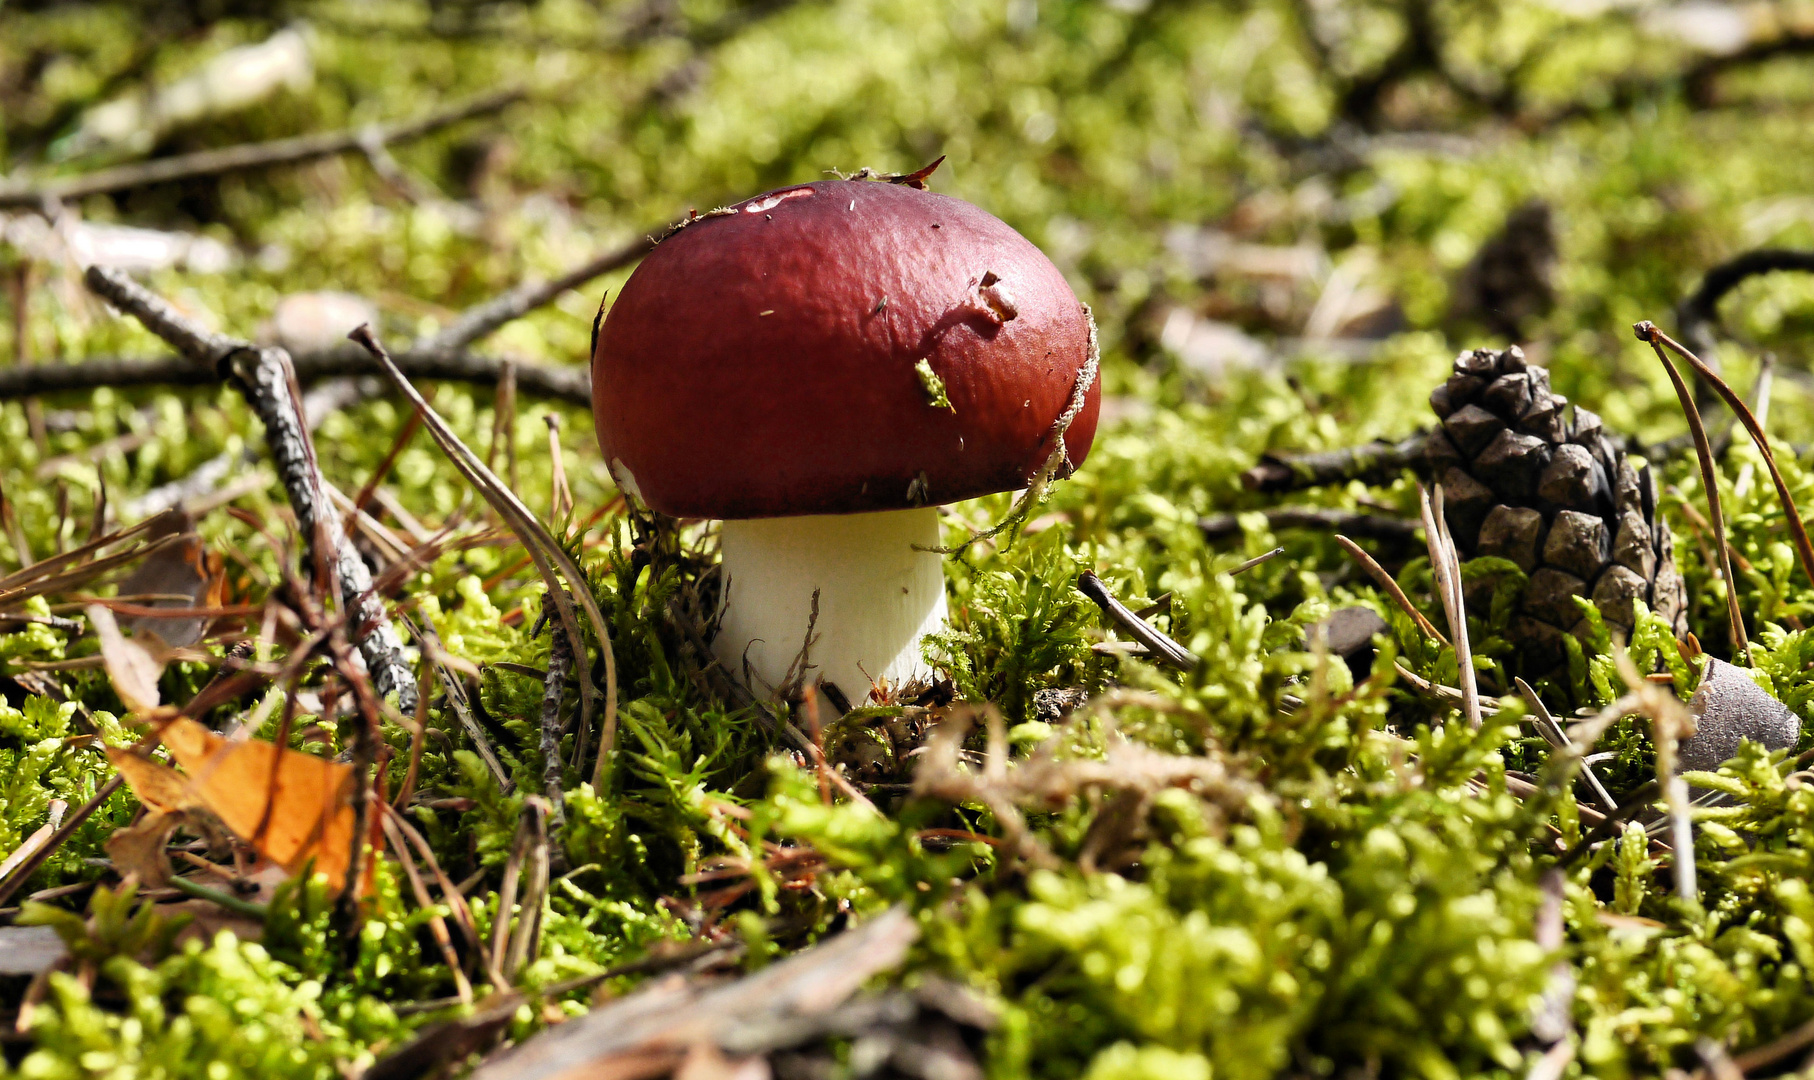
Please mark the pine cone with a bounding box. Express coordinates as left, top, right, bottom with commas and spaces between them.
1424, 346, 1687, 673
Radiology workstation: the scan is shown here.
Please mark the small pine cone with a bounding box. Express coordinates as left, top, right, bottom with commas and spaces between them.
1424, 346, 1687, 673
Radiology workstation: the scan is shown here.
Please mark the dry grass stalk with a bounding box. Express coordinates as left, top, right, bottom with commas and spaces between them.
1418, 484, 1479, 728
1634, 321, 1749, 661
350, 326, 619, 787
1638, 321, 1814, 594
1612, 649, 1698, 902
383, 813, 473, 1004
1516, 677, 1616, 813
912, 704, 1262, 874
1335, 533, 1449, 647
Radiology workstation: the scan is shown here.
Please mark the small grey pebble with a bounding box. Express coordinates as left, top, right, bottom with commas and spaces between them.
1678, 658, 1801, 775
1314, 606, 1390, 678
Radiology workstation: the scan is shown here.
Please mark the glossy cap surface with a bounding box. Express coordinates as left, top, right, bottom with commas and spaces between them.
592, 179, 1099, 518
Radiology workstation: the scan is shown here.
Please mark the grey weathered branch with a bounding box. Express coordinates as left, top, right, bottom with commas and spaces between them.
82, 266, 418, 712
1077, 571, 1199, 671
0, 348, 592, 405
0, 89, 524, 209
540, 603, 573, 829
1198, 506, 1421, 543
1241, 434, 1426, 494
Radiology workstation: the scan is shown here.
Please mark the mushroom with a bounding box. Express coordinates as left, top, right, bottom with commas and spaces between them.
592, 178, 1100, 704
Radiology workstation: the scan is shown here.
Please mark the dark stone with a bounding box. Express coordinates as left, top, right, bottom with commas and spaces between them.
1526, 567, 1588, 627
1612, 510, 1657, 581
1679, 659, 1800, 775
1444, 404, 1505, 458
1538, 443, 1603, 510
1591, 564, 1647, 629
1440, 466, 1495, 545
1315, 606, 1391, 678
1543, 510, 1611, 580
1477, 505, 1544, 572
1471, 430, 1552, 501
1500, 345, 1528, 373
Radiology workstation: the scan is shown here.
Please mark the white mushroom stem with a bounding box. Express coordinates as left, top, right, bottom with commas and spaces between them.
715, 507, 947, 704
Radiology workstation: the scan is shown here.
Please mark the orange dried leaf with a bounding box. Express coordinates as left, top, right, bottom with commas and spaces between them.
161, 718, 364, 894
106, 747, 193, 813
110, 719, 373, 896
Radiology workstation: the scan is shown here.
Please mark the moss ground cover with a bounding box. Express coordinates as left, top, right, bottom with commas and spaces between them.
9, 2, 1814, 1077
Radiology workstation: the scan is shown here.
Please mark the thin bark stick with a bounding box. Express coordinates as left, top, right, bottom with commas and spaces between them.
83, 266, 417, 710
1242, 435, 1425, 493
0, 348, 592, 405
542, 605, 573, 827
418, 236, 654, 353
0, 89, 524, 209
1200, 506, 1420, 543
1077, 571, 1199, 671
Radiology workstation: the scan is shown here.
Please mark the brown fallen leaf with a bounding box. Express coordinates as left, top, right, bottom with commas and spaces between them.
111, 510, 228, 649
87, 604, 171, 719
107, 718, 373, 896
104, 809, 185, 888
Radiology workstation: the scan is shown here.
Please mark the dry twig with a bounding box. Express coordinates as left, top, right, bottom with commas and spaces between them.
83, 267, 417, 710
0, 90, 524, 209
1076, 571, 1198, 671
0, 347, 594, 405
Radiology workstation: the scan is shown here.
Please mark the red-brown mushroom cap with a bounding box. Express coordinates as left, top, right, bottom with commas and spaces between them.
592, 179, 1100, 519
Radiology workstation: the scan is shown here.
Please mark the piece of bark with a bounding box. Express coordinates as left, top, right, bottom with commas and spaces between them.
465, 907, 917, 1080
